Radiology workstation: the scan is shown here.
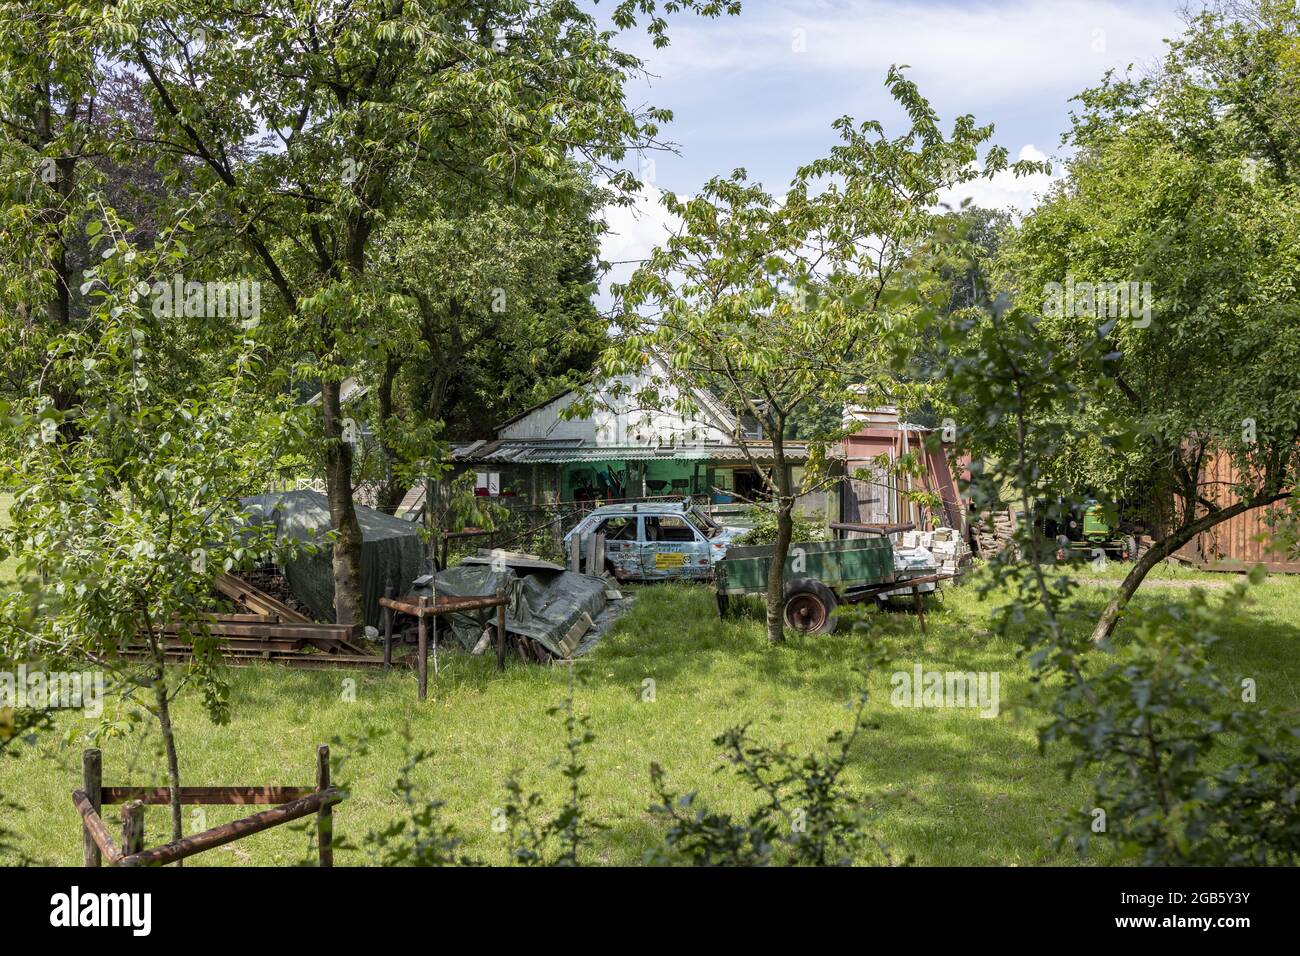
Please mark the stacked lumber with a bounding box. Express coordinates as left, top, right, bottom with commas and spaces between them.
972, 509, 1018, 558
128, 573, 387, 669
214, 571, 312, 623
122, 645, 395, 670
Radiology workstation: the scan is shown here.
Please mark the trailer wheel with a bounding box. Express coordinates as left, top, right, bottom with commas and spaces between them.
783, 579, 838, 634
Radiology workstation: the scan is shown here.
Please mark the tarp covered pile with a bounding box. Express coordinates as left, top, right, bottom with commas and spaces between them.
239, 490, 428, 627
415, 557, 623, 661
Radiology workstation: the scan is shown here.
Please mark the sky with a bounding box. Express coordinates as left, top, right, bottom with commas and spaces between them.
598, 0, 1190, 299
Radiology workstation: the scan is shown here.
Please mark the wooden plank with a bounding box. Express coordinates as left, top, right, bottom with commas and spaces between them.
72, 789, 121, 865
82, 750, 101, 868
316, 746, 332, 868
830, 521, 916, 537
210, 612, 278, 623
417, 596, 428, 701
118, 648, 394, 670
121, 801, 145, 856
213, 571, 312, 623
157, 621, 353, 640
118, 789, 342, 868
100, 785, 315, 805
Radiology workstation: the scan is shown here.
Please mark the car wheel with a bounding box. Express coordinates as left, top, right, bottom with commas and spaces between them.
782, 579, 838, 635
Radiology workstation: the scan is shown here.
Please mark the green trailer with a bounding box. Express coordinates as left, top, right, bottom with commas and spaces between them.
716, 537, 939, 634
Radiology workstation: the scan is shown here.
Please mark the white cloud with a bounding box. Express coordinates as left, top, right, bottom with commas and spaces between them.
598, 183, 683, 309
629, 0, 1179, 108
937, 143, 1062, 216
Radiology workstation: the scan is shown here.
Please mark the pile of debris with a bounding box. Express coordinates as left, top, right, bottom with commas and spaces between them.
124, 572, 388, 669
901, 527, 974, 576
389, 550, 630, 665
236, 565, 316, 621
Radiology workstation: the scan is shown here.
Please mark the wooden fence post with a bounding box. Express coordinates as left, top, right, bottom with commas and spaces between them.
382, 585, 394, 670
417, 595, 429, 701
495, 588, 507, 673
316, 745, 333, 868
121, 800, 145, 857
82, 749, 101, 867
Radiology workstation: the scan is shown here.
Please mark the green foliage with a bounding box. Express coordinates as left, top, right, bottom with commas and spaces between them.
0, 203, 306, 840
1049, 575, 1300, 865
602, 67, 1044, 641
997, 1, 1300, 511
327, 669, 895, 867
735, 506, 825, 546
925, 207, 1300, 866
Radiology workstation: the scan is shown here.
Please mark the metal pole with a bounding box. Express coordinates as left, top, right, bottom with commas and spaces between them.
417, 595, 429, 701
382, 585, 394, 669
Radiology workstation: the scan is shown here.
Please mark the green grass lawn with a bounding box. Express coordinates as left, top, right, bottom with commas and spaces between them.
2, 558, 1298, 866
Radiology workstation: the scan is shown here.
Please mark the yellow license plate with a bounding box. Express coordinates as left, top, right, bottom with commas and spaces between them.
654, 552, 687, 569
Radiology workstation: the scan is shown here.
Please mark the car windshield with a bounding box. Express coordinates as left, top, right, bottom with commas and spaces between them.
684, 508, 719, 537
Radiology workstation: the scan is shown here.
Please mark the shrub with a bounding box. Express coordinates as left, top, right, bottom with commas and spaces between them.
1048, 576, 1300, 866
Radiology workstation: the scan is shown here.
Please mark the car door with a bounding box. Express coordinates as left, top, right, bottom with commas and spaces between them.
640, 514, 710, 579
594, 515, 640, 578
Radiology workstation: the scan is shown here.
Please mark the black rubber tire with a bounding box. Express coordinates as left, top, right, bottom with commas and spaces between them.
782, 579, 839, 634
716, 593, 730, 619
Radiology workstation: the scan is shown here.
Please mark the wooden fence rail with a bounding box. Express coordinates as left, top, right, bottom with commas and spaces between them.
75, 745, 341, 867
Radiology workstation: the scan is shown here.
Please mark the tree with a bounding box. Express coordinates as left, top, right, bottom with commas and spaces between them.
102, 0, 738, 624
998, 0, 1300, 643
352, 163, 608, 515
607, 67, 1045, 642
0, 204, 304, 845
0, 1, 109, 417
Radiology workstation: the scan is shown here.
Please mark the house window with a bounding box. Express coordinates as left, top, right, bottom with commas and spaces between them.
475, 472, 500, 496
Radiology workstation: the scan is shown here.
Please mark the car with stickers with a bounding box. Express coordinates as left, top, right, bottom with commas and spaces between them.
564, 499, 745, 581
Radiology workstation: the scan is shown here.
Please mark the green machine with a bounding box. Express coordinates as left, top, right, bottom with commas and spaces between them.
1045, 497, 1137, 560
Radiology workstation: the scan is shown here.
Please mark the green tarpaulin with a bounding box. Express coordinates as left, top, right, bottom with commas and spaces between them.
240, 490, 427, 627
417, 564, 615, 659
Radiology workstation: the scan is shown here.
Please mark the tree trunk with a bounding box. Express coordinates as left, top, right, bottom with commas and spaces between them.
148, 632, 184, 861
1090, 492, 1286, 643
320, 379, 365, 626
764, 434, 794, 645
766, 495, 794, 644
373, 354, 406, 515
